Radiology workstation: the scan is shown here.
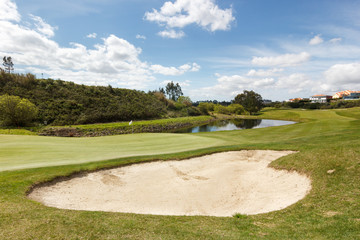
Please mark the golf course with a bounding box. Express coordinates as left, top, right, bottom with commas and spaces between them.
1, 108, 359, 239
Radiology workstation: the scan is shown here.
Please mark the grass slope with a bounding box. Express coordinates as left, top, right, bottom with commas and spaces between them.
0, 108, 359, 239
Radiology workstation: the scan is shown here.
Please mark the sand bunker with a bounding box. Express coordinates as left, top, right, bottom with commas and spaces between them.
28, 150, 311, 217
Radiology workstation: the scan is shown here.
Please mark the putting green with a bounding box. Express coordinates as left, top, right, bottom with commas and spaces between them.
0, 133, 226, 171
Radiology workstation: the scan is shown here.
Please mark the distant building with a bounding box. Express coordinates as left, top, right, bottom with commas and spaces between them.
343, 92, 360, 100
289, 98, 303, 102
332, 90, 360, 99
310, 94, 332, 103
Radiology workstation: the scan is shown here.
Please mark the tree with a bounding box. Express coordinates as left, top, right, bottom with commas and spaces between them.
177, 96, 192, 107
0, 95, 38, 126
234, 90, 263, 115
165, 81, 183, 101
2, 56, 14, 73
159, 87, 165, 94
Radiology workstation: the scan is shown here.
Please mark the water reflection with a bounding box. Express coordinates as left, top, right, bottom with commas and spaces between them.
232, 119, 262, 129
172, 119, 294, 133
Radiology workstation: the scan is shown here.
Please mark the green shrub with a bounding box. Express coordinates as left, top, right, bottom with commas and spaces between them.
0, 94, 38, 126
227, 104, 248, 115
214, 104, 230, 114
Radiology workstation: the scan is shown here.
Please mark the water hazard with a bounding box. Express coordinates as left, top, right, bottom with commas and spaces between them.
172, 119, 295, 133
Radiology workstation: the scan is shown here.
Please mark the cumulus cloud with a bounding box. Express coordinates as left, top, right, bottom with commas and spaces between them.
276, 73, 313, 93
309, 34, 324, 45
253, 78, 275, 87
151, 63, 200, 76
252, 52, 311, 67
193, 74, 277, 99
86, 33, 97, 39
0, 0, 20, 21
145, 0, 234, 38
0, 0, 199, 89
247, 68, 284, 77
206, 75, 251, 97
158, 29, 185, 39
324, 62, 360, 85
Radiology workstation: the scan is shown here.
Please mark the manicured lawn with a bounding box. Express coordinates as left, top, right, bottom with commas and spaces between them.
0, 133, 225, 172
0, 108, 359, 239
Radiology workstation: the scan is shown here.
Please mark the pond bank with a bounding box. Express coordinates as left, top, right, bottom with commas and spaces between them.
39, 115, 221, 137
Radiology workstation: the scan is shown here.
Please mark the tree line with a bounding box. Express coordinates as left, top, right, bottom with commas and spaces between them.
0, 69, 264, 127
0, 70, 167, 126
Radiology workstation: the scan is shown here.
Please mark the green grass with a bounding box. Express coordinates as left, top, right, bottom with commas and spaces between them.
38, 115, 217, 136
1, 108, 360, 239
0, 133, 226, 171
0, 128, 37, 135
70, 116, 214, 130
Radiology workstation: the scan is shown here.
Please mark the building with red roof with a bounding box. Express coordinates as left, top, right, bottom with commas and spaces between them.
310, 94, 332, 103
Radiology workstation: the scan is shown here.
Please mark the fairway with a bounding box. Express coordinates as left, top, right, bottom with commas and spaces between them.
1, 108, 360, 239
0, 133, 226, 171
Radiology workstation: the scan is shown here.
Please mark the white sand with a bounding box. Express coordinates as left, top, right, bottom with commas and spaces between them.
28, 150, 311, 217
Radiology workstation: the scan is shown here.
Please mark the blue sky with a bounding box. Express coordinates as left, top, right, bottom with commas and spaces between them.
1, 0, 360, 101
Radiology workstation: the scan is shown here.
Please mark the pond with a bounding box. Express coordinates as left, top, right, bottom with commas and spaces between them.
171, 119, 295, 133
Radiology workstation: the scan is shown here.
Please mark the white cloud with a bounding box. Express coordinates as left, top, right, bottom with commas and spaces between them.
189, 62, 201, 72
86, 33, 97, 39
276, 73, 313, 93
162, 79, 191, 87
192, 70, 316, 100
247, 68, 284, 77
151, 62, 200, 76
145, 0, 235, 38
324, 62, 360, 85
193, 74, 277, 99
252, 52, 311, 67
158, 29, 185, 39
29, 14, 57, 38
329, 37, 342, 44
0, 0, 199, 90
136, 34, 146, 40
0, 0, 20, 21
309, 34, 324, 45
253, 78, 275, 87
207, 75, 250, 97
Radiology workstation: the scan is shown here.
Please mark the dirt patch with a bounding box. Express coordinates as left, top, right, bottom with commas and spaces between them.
28, 150, 311, 217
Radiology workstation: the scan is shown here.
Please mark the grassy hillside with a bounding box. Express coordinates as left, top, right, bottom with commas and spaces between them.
0, 71, 166, 125
0, 108, 359, 239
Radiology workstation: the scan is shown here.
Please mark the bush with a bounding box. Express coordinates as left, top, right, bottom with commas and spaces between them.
227, 104, 248, 115
0, 94, 38, 126
186, 106, 202, 116
177, 96, 192, 107
214, 104, 230, 115
198, 102, 209, 115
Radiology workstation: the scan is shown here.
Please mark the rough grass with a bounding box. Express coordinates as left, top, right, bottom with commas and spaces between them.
0, 128, 37, 135
0, 108, 360, 239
